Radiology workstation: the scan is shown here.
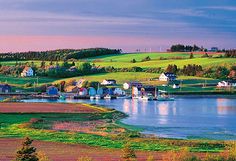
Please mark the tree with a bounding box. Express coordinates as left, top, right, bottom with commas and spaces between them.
131, 59, 136, 63
122, 143, 136, 161
79, 62, 92, 74
189, 53, 194, 59
16, 137, 39, 161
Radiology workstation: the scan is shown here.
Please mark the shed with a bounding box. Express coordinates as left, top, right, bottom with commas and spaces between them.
79, 88, 88, 96
47, 86, 59, 95
88, 87, 96, 96
0, 84, 11, 93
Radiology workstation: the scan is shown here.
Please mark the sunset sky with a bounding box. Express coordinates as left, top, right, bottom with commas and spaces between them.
0, 0, 235, 52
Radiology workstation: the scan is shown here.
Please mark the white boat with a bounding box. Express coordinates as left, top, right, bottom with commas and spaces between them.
104, 94, 111, 99
155, 90, 174, 101
95, 95, 101, 100
90, 96, 95, 100
142, 93, 154, 101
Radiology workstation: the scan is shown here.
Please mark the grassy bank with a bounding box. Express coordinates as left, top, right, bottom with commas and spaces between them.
0, 103, 231, 153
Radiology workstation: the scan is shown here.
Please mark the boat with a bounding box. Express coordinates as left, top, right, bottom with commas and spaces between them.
95, 95, 101, 100
155, 90, 174, 101
90, 96, 95, 100
142, 93, 154, 101
104, 94, 111, 99
59, 94, 66, 100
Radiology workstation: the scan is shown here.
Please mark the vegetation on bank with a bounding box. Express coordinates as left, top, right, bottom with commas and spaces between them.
0, 103, 232, 153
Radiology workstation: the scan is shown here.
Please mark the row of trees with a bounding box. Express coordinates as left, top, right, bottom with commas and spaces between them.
225, 49, 236, 58
0, 48, 121, 61
165, 64, 236, 79
170, 44, 202, 52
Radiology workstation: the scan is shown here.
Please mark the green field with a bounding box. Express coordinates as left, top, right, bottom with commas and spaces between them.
1, 52, 234, 70
0, 75, 57, 86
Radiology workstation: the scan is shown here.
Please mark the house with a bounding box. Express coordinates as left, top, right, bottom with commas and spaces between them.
101, 79, 117, 86
159, 73, 177, 82
228, 70, 236, 80
78, 88, 88, 96
21, 67, 34, 77
64, 86, 79, 93
76, 79, 86, 88
210, 47, 219, 52
140, 86, 157, 97
217, 80, 236, 88
46, 86, 59, 95
0, 84, 11, 93
123, 82, 143, 89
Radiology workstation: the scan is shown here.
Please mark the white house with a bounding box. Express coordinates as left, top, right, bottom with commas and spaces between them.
21, 67, 34, 77
159, 73, 177, 82
101, 79, 117, 86
217, 80, 236, 88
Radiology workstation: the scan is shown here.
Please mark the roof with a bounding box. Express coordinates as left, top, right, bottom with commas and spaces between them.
104, 79, 116, 82
0, 84, 11, 87
222, 80, 236, 83
163, 72, 176, 77
47, 86, 58, 89
23, 67, 32, 71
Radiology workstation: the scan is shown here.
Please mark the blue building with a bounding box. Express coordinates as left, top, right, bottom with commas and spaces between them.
46, 86, 59, 95
0, 84, 11, 93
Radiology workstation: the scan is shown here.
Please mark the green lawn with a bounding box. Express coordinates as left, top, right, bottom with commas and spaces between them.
91, 57, 236, 69
0, 75, 57, 86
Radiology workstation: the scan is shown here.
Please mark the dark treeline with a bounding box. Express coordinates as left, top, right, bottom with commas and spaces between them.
225, 49, 236, 57
170, 44, 203, 52
0, 48, 121, 61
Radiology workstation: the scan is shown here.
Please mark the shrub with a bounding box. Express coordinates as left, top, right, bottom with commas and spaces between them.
77, 156, 93, 161
122, 143, 137, 161
131, 59, 136, 63
37, 151, 51, 161
141, 56, 151, 62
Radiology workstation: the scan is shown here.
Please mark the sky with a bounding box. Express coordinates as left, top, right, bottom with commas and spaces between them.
0, 0, 235, 52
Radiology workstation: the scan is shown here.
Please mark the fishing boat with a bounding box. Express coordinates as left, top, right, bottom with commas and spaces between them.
95, 94, 101, 100
104, 94, 111, 99
155, 90, 174, 101
59, 94, 66, 100
90, 96, 95, 100
142, 93, 154, 101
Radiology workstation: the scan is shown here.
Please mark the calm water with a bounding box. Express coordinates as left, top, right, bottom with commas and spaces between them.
20, 96, 236, 140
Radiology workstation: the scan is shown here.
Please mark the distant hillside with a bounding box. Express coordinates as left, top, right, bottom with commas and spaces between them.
0, 48, 121, 61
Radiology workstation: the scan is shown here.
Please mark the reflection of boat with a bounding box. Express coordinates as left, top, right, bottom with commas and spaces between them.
104, 94, 111, 99
155, 90, 174, 101
95, 95, 101, 100
117, 95, 131, 99
142, 93, 154, 101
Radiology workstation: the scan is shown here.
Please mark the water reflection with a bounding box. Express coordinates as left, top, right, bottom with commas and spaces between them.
23, 97, 236, 140
217, 98, 236, 115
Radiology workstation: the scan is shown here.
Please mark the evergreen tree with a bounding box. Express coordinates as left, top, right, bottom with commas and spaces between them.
16, 137, 39, 161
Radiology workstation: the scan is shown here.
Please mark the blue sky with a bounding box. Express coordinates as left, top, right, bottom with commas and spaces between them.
0, 0, 235, 52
